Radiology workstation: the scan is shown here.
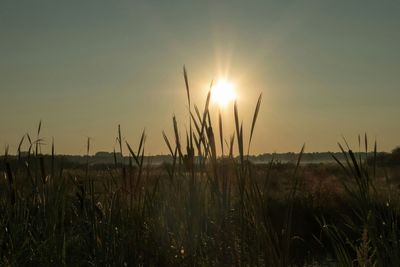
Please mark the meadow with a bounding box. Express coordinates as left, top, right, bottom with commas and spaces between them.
1, 69, 400, 266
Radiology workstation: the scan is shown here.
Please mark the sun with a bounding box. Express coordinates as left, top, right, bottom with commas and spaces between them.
211, 79, 237, 107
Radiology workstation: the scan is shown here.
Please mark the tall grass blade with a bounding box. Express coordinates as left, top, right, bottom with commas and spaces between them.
173, 116, 182, 159
229, 133, 235, 158
118, 124, 123, 157
51, 137, 55, 179
137, 129, 146, 156
183, 65, 191, 108
17, 134, 25, 160
126, 141, 139, 165
162, 131, 174, 156
218, 111, 224, 156
37, 119, 42, 136
247, 93, 262, 155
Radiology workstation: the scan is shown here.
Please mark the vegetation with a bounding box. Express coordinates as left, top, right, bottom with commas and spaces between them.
1, 68, 399, 266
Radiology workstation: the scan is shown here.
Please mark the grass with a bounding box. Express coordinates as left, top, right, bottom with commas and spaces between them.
0, 67, 399, 266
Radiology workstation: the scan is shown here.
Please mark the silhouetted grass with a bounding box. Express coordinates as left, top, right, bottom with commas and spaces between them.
0, 68, 399, 266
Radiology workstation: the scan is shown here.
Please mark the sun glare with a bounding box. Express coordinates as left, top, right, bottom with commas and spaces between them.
211, 79, 236, 107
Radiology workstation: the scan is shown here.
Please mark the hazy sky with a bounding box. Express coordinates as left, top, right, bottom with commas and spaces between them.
1, 0, 399, 155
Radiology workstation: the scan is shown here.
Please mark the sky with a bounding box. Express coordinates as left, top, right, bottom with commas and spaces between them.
1, 0, 399, 155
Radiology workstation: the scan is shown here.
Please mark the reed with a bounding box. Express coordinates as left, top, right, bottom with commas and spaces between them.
0, 68, 399, 266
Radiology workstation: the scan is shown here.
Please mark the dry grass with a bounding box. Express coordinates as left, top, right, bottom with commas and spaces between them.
0, 67, 399, 266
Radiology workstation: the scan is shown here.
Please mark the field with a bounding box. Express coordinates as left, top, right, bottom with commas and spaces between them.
1, 75, 400, 266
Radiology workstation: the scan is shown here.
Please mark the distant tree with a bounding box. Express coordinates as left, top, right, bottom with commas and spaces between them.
391, 146, 400, 164
392, 146, 400, 155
